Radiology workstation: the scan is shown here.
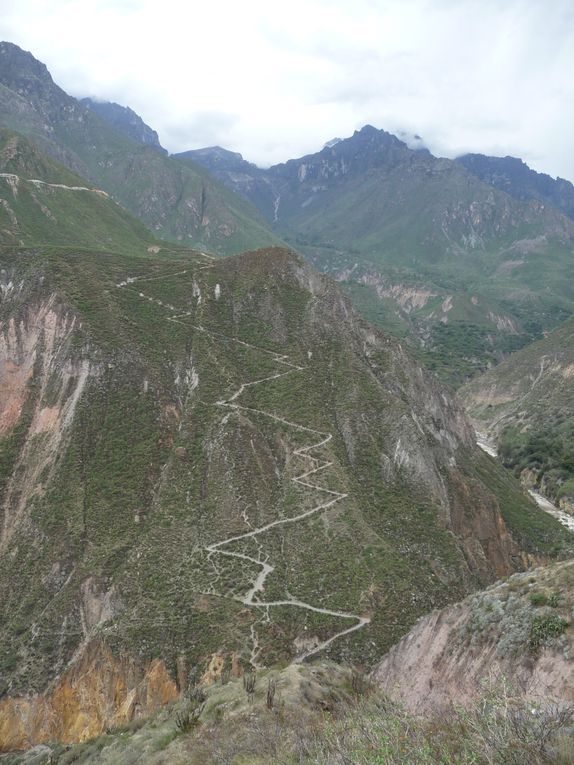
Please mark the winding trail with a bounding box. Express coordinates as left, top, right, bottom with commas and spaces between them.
117, 258, 370, 662
0, 172, 109, 196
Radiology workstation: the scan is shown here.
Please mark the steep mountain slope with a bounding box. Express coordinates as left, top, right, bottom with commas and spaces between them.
373, 558, 574, 712
456, 153, 574, 221
79, 97, 166, 152
1, 236, 569, 748
0, 42, 279, 255
175, 146, 275, 218
188, 127, 574, 385
460, 318, 574, 512
0, 129, 155, 250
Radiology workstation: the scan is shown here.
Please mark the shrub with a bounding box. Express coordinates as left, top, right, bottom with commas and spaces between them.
548, 592, 561, 608
529, 614, 569, 653
175, 702, 204, 733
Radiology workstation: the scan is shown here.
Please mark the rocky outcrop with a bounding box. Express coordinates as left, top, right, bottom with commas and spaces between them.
0, 640, 178, 751
0, 294, 92, 550
373, 560, 574, 712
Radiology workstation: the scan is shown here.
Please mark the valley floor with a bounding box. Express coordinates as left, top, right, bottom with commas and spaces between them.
476, 433, 574, 532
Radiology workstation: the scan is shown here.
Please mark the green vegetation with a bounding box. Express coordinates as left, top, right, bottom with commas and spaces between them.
0, 129, 158, 252
529, 614, 569, 654
499, 421, 574, 503
0, 43, 280, 256
1, 240, 564, 701
6, 669, 574, 764
421, 321, 532, 387
0, 120, 570, 743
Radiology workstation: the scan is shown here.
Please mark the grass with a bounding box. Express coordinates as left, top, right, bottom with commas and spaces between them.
9, 674, 574, 764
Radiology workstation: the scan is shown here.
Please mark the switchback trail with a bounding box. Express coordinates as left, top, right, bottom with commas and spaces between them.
117, 258, 370, 662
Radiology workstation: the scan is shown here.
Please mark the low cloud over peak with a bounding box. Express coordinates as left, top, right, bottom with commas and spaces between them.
1, 0, 573, 180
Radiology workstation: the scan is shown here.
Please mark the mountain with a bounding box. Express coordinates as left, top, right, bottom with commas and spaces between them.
1, 43, 573, 755
0, 42, 279, 255
1, 241, 568, 747
178, 146, 257, 174
0, 138, 569, 744
0, 128, 156, 250
79, 97, 166, 152
460, 317, 574, 513
188, 126, 574, 386
174, 146, 277, 222
456, 153, 574, 221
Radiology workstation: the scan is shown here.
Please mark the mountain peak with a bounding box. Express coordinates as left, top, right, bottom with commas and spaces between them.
357, 123, 377, 133
0, 41, 56, 95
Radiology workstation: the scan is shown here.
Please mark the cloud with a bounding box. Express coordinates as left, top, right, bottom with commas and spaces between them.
0, 0, 573, 180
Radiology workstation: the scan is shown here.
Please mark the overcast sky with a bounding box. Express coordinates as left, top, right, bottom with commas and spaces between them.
1, 0, 573, 180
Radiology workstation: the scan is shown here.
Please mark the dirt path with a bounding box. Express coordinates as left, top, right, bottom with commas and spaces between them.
117, 259, 370, 662
0, 172, 108, 195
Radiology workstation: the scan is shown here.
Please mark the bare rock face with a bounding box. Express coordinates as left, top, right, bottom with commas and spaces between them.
0, 294, 93, 550
372, 560, 574, 712
0, 640, 178, 751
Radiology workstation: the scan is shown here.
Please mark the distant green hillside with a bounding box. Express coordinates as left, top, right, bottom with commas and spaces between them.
0, 129, 156, 251
0, 42, 279, 256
